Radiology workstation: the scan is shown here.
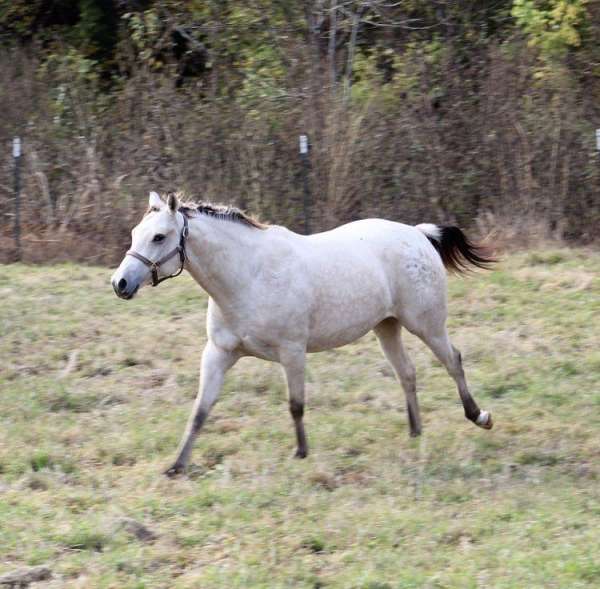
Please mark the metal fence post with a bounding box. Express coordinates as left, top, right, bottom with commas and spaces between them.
299, 134, 311, 234
13, 137, 22, 261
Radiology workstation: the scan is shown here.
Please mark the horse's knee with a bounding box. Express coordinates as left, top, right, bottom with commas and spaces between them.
289, 399, 304, 420
192, 408, 208, 431
401, 364, 417, 391
454, 348, 464, 367
448, 347, 465, 379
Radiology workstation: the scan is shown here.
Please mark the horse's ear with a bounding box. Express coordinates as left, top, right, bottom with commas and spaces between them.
149, 191, 163, 209
167, 192, 178, 213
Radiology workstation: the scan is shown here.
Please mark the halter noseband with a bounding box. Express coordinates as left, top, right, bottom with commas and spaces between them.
126, 213, 189, 287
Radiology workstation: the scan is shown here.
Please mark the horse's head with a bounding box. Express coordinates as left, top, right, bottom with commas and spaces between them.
111, 191, 187, 299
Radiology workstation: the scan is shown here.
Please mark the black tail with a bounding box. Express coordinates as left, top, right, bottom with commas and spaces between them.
419, 225, 497, 274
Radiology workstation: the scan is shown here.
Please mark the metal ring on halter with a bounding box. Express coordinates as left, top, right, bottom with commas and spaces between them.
126, 213, 189, 287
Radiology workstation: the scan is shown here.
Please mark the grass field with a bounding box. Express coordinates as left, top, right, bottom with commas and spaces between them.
1, 249, 600, 588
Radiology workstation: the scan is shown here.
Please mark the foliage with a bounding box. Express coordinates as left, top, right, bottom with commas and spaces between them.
1, 0, 600, 261
122, 9, 163, 70
512, 0, 589, 57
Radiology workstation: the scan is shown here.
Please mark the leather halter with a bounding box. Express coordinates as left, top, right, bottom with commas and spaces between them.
126, 213, 189, 287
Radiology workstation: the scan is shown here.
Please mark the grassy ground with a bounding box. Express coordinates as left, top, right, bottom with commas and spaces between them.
1, 249, 599, 588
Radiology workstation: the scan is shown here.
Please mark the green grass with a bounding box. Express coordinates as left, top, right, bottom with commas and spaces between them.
1, 248, 599, 588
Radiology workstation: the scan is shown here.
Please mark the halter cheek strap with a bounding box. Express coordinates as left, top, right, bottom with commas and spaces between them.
126, 213, 189, 287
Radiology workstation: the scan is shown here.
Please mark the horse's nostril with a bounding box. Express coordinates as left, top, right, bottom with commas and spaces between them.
118, 278, 127, 292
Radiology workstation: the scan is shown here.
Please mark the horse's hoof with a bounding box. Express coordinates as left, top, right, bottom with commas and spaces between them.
163, 463, 186, 477
475, 411, 493, 430
293, 448, 308, 459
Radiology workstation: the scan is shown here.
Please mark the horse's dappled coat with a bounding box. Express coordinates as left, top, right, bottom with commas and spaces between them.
111, 191, 495, 475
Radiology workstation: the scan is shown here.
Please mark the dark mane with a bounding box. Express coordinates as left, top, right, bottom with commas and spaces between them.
178, 200, 266, 230
143, 192, 267, 229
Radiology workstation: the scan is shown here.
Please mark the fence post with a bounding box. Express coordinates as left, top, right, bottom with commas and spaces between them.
299, 134, 311, 234
596, 130, 600, 218
13, 137, 22, 261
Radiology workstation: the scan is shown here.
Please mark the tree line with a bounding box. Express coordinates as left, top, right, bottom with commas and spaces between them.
1, 1, 599, 263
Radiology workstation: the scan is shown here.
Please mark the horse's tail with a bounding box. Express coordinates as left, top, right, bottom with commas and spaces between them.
416, 223, 496, 274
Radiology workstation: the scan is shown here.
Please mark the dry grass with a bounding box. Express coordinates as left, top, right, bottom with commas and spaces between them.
1, 248, 599, 588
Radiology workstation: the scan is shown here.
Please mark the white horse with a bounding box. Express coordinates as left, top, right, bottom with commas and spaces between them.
111, 191, 495, 476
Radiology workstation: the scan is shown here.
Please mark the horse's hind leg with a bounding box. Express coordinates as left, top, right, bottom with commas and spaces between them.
374, 318, 421, 437
417, 325, 492, 430
280, 346, 309, 458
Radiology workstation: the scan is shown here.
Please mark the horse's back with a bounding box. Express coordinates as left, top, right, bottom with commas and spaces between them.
306, 218, 443, 277
308, 218, 417, 245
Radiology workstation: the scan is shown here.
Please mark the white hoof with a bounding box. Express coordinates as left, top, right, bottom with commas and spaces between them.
476, 410, 493, 429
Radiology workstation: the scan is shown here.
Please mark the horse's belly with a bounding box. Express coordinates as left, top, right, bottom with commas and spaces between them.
306, 321, 379, 352
306, 288, 390, 352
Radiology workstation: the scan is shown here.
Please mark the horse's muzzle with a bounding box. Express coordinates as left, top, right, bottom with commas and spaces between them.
112, 277, 139, 300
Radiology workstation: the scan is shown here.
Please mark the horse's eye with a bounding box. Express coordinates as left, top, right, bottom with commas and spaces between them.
153, 234, 165, 243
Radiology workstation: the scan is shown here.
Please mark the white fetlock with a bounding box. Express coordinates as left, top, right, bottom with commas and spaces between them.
476, 411, 490, 426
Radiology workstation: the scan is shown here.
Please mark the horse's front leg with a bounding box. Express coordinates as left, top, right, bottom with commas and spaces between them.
164, 341, 240, 477
280, 347, 309, 458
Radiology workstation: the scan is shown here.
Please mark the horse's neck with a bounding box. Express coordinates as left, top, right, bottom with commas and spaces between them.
184, 216, 260, 305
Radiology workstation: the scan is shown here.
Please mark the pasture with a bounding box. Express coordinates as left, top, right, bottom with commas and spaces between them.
1, 249, 599, 588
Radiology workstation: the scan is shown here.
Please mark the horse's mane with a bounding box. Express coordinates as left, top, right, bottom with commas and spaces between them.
154, 192, 267, 230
